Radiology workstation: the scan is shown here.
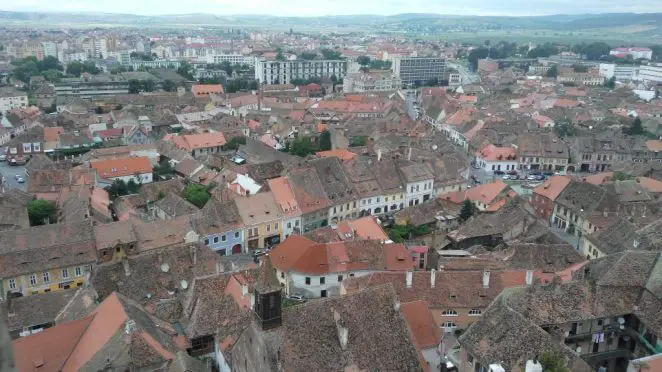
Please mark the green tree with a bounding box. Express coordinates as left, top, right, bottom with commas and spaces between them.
105, 179, 132, 199
223, 136, 247, 151
220, 61, 233, 75
321, 48, 343, 60
27, 199, 57, 226
287, 137, 317, 157
605, 76, 616, 89
176, 61, 194, 80
554, 119, 576, 138
41, 69, 63, 82
459, 200, 476, 222
357, 56, 371, 66
162, 79, 177, 92
627, 117, 645, 135
128, 79, 142, 94
539, 352, 570, 372
612, 171, 633, 181
299, 52, 317, 60
319, 130, 332, 151
527, 43, 559, 58
546, 65, 558, 78
37, 56, 63, 72
182, 184, 210, 208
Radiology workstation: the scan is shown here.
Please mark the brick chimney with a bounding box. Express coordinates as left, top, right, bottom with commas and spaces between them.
406, 270, 413, 288
430, 268, 436, 288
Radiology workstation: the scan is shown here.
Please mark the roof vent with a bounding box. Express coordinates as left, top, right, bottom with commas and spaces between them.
180, 279, 189, 289
160, 263, 170, 273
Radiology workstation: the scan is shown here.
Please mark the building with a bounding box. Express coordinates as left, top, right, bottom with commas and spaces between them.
270, 236, 413, 298
610, 47, 653, 60
571, 137, 631, 173
169, 132, 227, 158
287, 167, 330, 232
255, 59, 348, 85
191, 84, 224, 96
531, 176, 572, 221
342, 71, 402, 93
268, 177, 302, 239
518, 132, 569, 171
441, 180, 515, 212
193, 198, 245, 255
636, 63, 662, 84
392, 57, 446, 86
40, 42, 57, 58
0, 87, 28, 114
399, 160, 435, 207
475, 144, 518, 174
599, 63, 637, 81
458, 251, 662, 372
557, 67, 604, 86
0, 222, 96, 299
235, 191, 283, 250
90, 156, 153, 184
54, 74, 130, 97
205, 53, 256, 67
310, 157, 360, 222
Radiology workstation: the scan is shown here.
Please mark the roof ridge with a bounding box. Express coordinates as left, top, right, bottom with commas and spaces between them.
58, 313, 97, 371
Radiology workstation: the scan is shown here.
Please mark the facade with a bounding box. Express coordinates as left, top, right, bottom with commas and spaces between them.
0, 222, 96, 299
268, 177, 303, 239
599, 63, 637, 81
169, 132, 227, 158
531, 176, 572, 222
609, 47, 653, 60
288, 167, 330, 232
193, 198, 245, 255
235, 192, 283, 250
90, 156, 153, 184
636, 63, 662, 84
204, 53, 256, 67
342, 71, 402, 93
0, 88, 28, 113
518, 132, 569, 171
476, 144, 518, 174
572, 137, 631, 173
393, 57, 446, 86
255, 59, 348, 85
399, 161, 435, 207
54, 75, 130, 97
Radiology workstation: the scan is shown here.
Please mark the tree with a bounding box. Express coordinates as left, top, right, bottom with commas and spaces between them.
182, 184, 210, 208
627, 117, 645, 135
605, 76, 616, 89
546, 65, 558, 78
572, 42, 611, 60
319, 130, 332, 151
612, 171, 633, 181
468, 47, 490, 71
554, 119, 576, 138
105, 179, 134, 199
321, 48, 343, 60
220, 61, 233, 76
176, 61, 194, 80
27, 199, 57, 226
357, 56, 371, 66
223, 136, 247, 151
459, 200, 476, 222
527, 43, 559, 58
539, 352, 570, 372
299, 52, 317, 60
162, 79, 177, 92
287, 137, 317, 157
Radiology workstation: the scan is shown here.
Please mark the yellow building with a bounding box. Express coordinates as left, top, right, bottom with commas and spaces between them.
235, 191, 283, 250
0, 222, 97, 299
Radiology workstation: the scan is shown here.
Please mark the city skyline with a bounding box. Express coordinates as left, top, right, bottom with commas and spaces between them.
2, 0, 662, 17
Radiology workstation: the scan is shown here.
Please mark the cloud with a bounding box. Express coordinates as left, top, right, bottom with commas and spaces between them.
2, 0, 662, 16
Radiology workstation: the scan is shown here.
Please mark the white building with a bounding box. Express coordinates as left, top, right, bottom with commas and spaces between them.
476, 144, 518, 174
398, 159, 435, 207
204, 54, 257, 67
254, 59, 348, 85
41, 42, 57, 58
343, 71, 402, 93
90, 156, 154, 184
609, 47, 653, 60
599, 63, 637, 81
0, 88, 28, 114
636, 64, 662, 84
82, 38, 107, 58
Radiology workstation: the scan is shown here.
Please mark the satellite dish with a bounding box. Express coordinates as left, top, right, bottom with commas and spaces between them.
432, 144, 438, 151
160, 263, 170, 273
181, 280, 189, 289
618, 317, 625, 325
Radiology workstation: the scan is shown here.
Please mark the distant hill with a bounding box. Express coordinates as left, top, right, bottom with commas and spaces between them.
1, 11, 661, 32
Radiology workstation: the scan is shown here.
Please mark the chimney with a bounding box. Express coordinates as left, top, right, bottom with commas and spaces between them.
190, 245, 197, 265
430, 268, 436, 288
122, 257, 130, 276
482, 270, 490, 288
332, 309, 349, 351
377, 149, 382, 161
241, 282, 249, 298
526, 270, 533, 286
157, 251, 163, 263
393, 299, 401, 312
406, 270, 413, 288
407, 147, 412, 161
216, 261, 223, 274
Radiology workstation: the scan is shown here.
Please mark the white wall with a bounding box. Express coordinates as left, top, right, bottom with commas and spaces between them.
282, 216, 302, 239
288, 270, 371, 298
477, 158, 518, 173
405, 179, 434, 207
109, 172, 153, 184
0, 95, 28, 113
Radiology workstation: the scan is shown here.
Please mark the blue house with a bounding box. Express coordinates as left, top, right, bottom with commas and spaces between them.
193, 199, 245, 256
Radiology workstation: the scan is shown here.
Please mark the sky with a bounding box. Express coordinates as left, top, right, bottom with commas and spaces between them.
2, 0, 662, 17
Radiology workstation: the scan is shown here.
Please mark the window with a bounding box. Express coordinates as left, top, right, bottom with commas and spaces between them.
295, 220, 300, 227
8, 279, 16, 290
442, 321, 457, 330
320, 277, 325, 285
287, 222, 292, 229
266, 224, 271, 232
62, 268, 69, 279
204, 238, 210, 245
33, 142, 41, 152
43, 272, 50, 284
305, 277, 311, 285
235, 231, 240, 238
469, 309, 482, 316
221, 235, 227, 242
467, 354, 474, 366
338, 275, 343, 282
213, 237, 219, 243
280, 272, 284, 279
442, 310, 458, 316
75, 267, 82, 277
23, 143, 32, 153
30, 274, 37, 285
274, 222, 279, 230
321, 290, 327, 298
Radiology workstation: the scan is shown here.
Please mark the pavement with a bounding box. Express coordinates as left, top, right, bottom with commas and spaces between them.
0, 161, 28, 192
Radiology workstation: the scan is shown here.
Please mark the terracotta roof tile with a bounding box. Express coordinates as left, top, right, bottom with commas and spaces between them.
91, 156, 152, 179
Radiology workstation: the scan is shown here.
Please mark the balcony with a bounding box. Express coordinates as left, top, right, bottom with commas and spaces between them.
581, 349, 630, 364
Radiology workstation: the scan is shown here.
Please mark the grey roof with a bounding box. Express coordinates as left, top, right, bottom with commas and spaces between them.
154, 193, 199, 218
2, 289, 79, 334
310, 157, 358, 205
555, 180, 618, 215
586, 217, 652, 255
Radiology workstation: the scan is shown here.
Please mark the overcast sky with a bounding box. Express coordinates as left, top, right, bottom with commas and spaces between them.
3, 0, 662, 16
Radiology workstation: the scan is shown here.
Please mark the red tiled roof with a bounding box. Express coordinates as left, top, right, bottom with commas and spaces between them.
477, 144, 517, 162
170, 132, 227, 151
316, 149, 357, 162
401, 300, 442, 349
90, 156, 152, 178
533, 176, 572, 201
191, 84, 224, 95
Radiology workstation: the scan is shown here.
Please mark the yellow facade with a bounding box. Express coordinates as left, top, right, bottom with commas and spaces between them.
245, 219, 283, 250
3, 264, 89, 297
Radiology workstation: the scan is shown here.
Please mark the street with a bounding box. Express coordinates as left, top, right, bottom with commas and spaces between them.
0, 161, 28, 192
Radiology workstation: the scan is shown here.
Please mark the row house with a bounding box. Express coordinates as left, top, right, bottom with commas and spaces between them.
0, 222, 96, 300
287, 167, 331, 232
518, 132, 569, 171
235, 191, 283, 250
90, 156, 154, 184
270, 236, 414, 298
631, 139, 662, 164
571, 137, 631, 173
193, 198, 246, 255
310, 157, 361, 223
168, 131, 227, 158
268, 177, 303, 239
531, 175, 572, 221
475, 144, 518, 174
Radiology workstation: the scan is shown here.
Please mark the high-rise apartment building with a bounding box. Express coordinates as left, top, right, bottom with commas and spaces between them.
41, 42, 57, 58
393, 57, 446, 86
255, 59, 348, 85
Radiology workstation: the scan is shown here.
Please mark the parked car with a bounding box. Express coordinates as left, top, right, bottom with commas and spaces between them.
16, 176, 24, 183
493, 170, 505, 175
502, 175, 511, 180
0, 154, 6, 161
527, 175, 538, 180
543, 172, 555, 176
536, 175, 546, 181
529, 170, 541, 175
14, 174, 21, 180
288, 294, 306, 302
510, 175, 520, 180
507, 170, 518, 175
252, 249, 266, 258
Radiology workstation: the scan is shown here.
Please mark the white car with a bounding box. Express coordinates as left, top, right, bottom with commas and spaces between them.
502, 175, 511, 180
0, 154, 6, 161
527, 175, 538, 181
16, 176, 25, 183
